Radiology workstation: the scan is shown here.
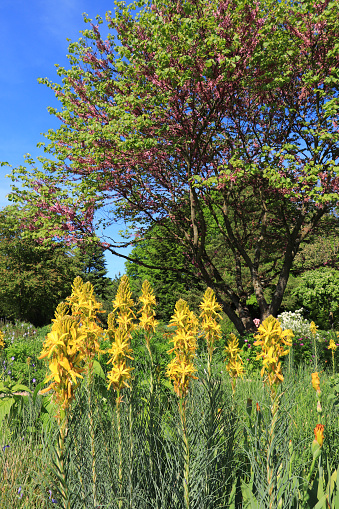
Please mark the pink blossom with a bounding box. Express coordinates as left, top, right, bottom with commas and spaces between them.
253, 318, 260, 328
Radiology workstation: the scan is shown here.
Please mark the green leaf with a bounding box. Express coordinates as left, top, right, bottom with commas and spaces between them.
92, 359, 105, 380
33, 382, 45, 404
0, 397, 15, 422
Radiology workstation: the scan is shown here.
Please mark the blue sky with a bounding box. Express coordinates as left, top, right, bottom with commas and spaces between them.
0, 0, 140, 279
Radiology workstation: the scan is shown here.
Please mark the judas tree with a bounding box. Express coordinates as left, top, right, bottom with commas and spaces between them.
6, 0, 339, 334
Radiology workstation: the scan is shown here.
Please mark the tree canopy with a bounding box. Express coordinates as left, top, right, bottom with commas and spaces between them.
0, 206, 80, 325
74, 243, 111, 299
125, 222, 207, 321
5, 0, 339, 333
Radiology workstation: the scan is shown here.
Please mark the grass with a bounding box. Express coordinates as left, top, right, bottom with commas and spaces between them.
1, 320, 339, 508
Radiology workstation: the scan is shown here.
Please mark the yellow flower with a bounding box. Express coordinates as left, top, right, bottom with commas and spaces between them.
224, 334, 245, 379
328, 339, 337, 352
38, 314, 86, 410
106, 276, 135, 393
107, 361, 134, 391
138, 280, 158, 362
0, 330, 5, 350
310, 321, 318, 336
66, 277, 104, 361
199, 288, 222, 371
311, 372, 321, 394
314, 424, 325, 447
112, 275, 135, 318
166, 357, 197, 398
166, 299, 198, 398
253, 315, 293, 387
107, 329, 134, 364
225, 334, 240, 356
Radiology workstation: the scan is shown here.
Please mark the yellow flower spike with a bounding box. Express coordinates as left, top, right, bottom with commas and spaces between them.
107, 329, 134, 365
107, 362, 134, 391
65, 277, 104, 362
138, 280, 158, 335
166, 358, 197, 398
253, 315, 293, 388
199, 288, 223, 375
112, 275, 135, 316
106, 275, 135, 394
225, 334, 240, 357
328, 339, 337, 375
328, 339, 337, 352
38, 307, 86, 413
310, 321, 318, 336
166, 299, 198, 398
0, 330, 5, 350
224, 334, 245, 392
311, 372, 321, 394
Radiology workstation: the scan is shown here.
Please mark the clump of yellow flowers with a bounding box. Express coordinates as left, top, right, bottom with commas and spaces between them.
138, 280, 158, 363
166, 299, 198, 399
199, 287, 223, 376
106, 275, 135, 392
38, 277, 104, 415
253, 315, 293, 509
224, 333, 244, 393
0, 329, 4, 350
166, 297, 199, 509
253, 315, 293, 389
39, 309, 85, 411
65, 276, 104, 364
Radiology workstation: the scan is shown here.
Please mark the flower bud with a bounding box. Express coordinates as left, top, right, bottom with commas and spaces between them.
311, 372, 320, 394
314, 424, 325, 447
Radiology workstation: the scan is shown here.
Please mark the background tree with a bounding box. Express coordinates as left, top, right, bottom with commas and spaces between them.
74, 243, 111, 300
280, 215, 339, 320
73, 243, 121, 325
291, 268, 339, 330
125, 223, 207, 322
0, 206, 79, 326
6, 0, 339, 333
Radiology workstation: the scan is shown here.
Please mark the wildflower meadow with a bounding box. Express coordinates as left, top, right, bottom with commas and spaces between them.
1, 276, 339, 508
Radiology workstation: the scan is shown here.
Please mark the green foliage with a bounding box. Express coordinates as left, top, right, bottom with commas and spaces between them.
1, 321, 47, 387
1, 345, 339, 508
327, 374, 339, 413
126, 225, 207, 322
0, 206, 81, 326
7, 0, 339, 333
0, 375, 31, 428
291, 268, 339, 329
73, 243, 111, 300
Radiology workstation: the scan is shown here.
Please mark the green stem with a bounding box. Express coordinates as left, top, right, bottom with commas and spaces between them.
73, 436, 86, 504
56, 419, 71, 509
87, 368, 97, 508
179, 397, 189, 509
145, 332, 154, 395
116, 390, 123, 509
267, 388, 279, 509
313, 334, 318, 371
207, 341, 214, 379
128, 396, 133, 509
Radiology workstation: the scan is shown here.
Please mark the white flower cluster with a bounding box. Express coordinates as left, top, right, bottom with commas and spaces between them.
277, 308, 314, 339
